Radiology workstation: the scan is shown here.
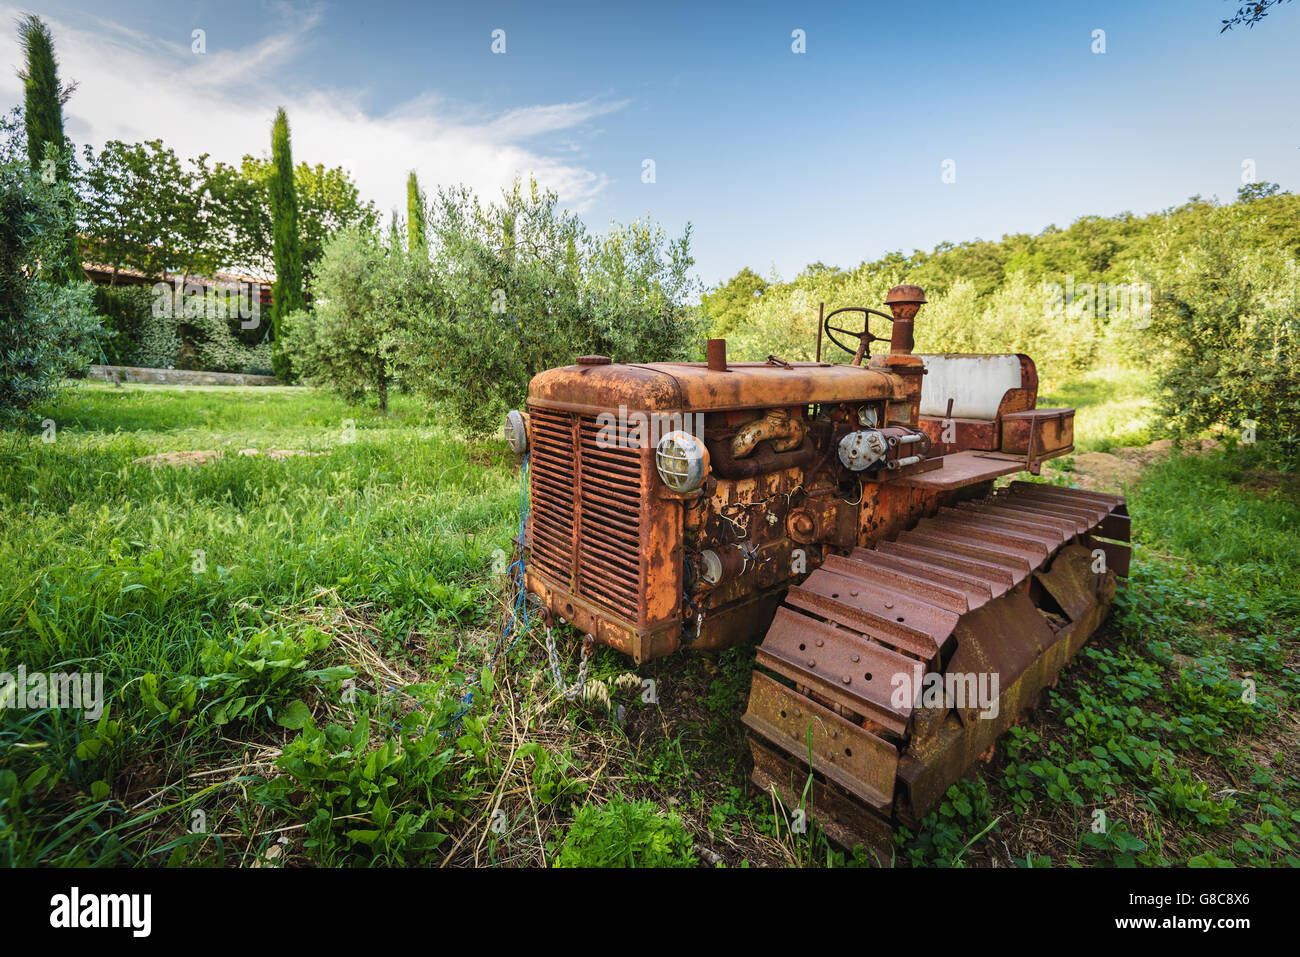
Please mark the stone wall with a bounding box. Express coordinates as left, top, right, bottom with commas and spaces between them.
88, 365, 282, 386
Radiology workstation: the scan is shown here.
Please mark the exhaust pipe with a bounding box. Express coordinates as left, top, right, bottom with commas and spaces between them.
884, 285, 927, 355
707, 338, 728, 372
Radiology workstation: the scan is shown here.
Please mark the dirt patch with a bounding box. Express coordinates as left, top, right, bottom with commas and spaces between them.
133, 450, 223, 467
1040, 437, 1224, 492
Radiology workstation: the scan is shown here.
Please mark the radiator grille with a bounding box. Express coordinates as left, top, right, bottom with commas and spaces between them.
577, 416, 642, 619
528, 410, 576, 586
528, 408, 645, 622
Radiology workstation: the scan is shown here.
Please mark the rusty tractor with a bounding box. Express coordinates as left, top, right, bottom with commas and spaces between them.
504, 284, 1129, 850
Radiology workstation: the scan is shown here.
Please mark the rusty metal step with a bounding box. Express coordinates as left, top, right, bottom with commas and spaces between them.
785, 573, 956, 660
955, 500, 1083, 536
907, 522, 1043, 569
880, 537, 1020, 591
936, 507, 1068, 550
850, 548, 995, 610
754, 606, 916, 734
741, 671, 898, 810
827, 553, 970, 615
1004, 483, 1130, 540
984, 496, 1102, 533
1007, 481, 1127, 513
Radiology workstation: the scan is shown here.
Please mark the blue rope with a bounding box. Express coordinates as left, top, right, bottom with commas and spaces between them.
376, 455, 532, 735
447, 454, 532, 723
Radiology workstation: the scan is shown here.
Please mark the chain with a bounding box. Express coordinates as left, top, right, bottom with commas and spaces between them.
543, 624, 592, 701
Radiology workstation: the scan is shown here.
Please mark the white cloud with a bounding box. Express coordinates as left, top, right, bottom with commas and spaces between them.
0, 3, 620, 216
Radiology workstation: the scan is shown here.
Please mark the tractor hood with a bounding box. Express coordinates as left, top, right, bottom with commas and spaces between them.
527, 359, 904, 414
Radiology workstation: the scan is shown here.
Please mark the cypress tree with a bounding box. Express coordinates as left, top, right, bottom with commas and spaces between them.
269, 107, 303, 380
406, 171, 426, 254
17, 14, 80, 281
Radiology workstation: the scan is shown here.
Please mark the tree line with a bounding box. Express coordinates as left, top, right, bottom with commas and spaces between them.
704, 185, 1300, 465
1, 14, 701, 432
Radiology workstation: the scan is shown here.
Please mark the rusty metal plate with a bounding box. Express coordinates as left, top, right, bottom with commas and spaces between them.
785, 573, 956, 660
1000, 488, 1111, 524
957, 500, 1081, 536
937, 506, 1067, 550
1008, 480, 1126, 511
881, 537, 1020, 590
987, 496, 1100, 533
894, 448, 1028, 490
742, 671, 899, 810
1084, 533, 1132, 579
755, 607, 915, 734
915, 518, 1047, 565
748, 737, 897, 853
1097, 513, 1131, 542
848, 548, 993, 610
1035, 543, 1104, 623
946, 588, 1059, 716
825, 553, 970, 615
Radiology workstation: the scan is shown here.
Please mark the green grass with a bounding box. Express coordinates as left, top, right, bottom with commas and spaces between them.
1039, 364, 1155, 453
2, 370, 1295, 868
1, 381, 519, 865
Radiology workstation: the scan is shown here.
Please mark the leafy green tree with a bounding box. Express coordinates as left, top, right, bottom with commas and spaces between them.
1145, 211, 1300, 465
81, 140, 223, 288
406, 171, 426, 255
284, 226, 445, 411
269, 108, 303, 380
17, 13, 79, 282
403, 177, 700, 433
0, 115, 102, 424
1221, 0, 1292, 30
1238, 181, 1284, 202
701, 267, 768, 338
285, 177, 700, 432
207, 155, 376, 284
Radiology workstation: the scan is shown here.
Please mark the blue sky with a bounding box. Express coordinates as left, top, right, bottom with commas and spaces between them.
8, 0, 1299, 289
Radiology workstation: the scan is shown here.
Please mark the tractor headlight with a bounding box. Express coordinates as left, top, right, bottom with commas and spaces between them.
655, 430, 709, 494
504, 410, 529, 455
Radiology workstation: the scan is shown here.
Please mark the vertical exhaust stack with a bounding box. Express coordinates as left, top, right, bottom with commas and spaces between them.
884, 284, 927, 355
707, 338, 728, 372
879, 285, 928, 426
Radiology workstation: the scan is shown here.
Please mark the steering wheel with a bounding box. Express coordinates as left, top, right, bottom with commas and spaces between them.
822, 306, 894, 365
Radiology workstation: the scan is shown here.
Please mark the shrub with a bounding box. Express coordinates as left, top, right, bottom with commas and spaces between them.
1144, 214, 1300, 466
284, 225, 446, 410
555, 797, 696, 868
287, 178, 702, 432
91, 285, 152, 365
0, 122, 102, 425
91, 282, 271, 374
406, 178, 702, 434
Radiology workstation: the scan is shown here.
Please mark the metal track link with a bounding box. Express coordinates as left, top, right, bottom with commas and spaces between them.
742, 482, 1130, 849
